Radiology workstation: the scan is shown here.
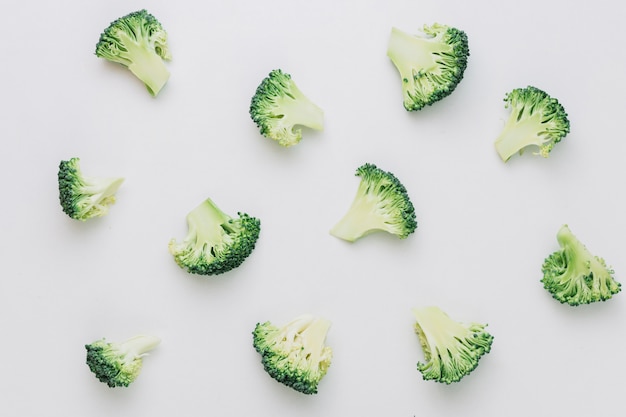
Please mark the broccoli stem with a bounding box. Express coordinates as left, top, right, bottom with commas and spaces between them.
120, 335, 161, 357
278, 87, 324, 131
494, 110, 547, 161
330, 195, 387, 242
387, 27, 441, 82
186, 198, 230, 247
117, 32, 170, 96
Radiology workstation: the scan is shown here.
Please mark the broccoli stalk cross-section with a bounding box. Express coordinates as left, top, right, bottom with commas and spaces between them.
541, 224, 621, 306
95, 9, 171, 96
252, 315, 333, 395
330, 163, 417, 242
249, 69, 324, 147
412, 306, 493, 384
387, 24, 469, 111
57, 157, 124, 221
85, 335, 160, 388
168, 197, 261, 276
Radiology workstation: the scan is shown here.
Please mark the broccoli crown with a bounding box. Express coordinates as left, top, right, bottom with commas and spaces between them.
252, 315, 333, 395
85, 335, 160, 388
387, 24, 469, 111
57, 157, 125, 221
412, 306, 493, 384
168, 197, 261, 276
95, 9, 171, 96
494, 86, 570, 162
330, 163, 417, 242
541, 225, 621, 306
249, 69, 324, 147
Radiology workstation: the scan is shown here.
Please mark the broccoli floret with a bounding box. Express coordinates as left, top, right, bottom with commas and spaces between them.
494, 86, 570, 162
85, 335, 160, 388
412, 306, 493, 384
249, 69, 324, 147
95, 9, 171, 96
168, 197, 261, 276
386, 24, 469, 111
58, 157, 124, 221
252, 315, 333, 395
541, 225, 621, 306
330, 163, 417, 242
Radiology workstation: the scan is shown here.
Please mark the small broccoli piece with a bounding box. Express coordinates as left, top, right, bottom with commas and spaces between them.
494, 86, 570, 162
85, 335, 160, 388
330, 163, 417, 242
168, 197, 261, 276
58, 157, 124, 221
249, 69, 324, 147
412, 306, 493, 384
252, 315, 332, 395
95, 9, 171, 96
541, 224, 621, 306
387, 24, 469, 111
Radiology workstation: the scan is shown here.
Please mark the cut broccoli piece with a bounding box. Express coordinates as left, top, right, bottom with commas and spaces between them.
249, 69, 324, 147
168, 197, 261, 276
95, 9, 171, 96
57, 157, 124, 221
330, 163, 417, 242
85, 335, 160, 388
252, 315, 332, 395
541, 224, 621, 306
412, 306, 493, 384
387, 24, 469, 111
494, 86, 570, 162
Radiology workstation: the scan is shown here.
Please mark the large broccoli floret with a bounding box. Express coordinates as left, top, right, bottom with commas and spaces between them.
57, 157, 124, 221
330, 163, 417, 242
412, 306, 493, 384
252, 315, 333, 395
541, 224, 621, 306
95, 9, 171, 96
249, 69, 324, 147
85, 335, 160, 388
494, 86, 570, 162
168, 197, 261, 276
387, 24, 469, 111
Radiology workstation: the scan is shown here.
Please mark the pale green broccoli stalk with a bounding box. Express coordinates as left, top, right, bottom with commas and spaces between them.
57, 157, 124, 221
494, 86, 570, 161
249, 69, 324, 147
252, 315, 333, 395
541, 224, 621, 306
85, 335, 160, 388
412, 306, 493, 384
168, 197, 261, 276
387, 24, 469, 111
95, 9, 171, 96
330, 163, 417, 242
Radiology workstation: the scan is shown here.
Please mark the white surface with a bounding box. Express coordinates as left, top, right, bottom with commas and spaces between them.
1, 0, 625, 415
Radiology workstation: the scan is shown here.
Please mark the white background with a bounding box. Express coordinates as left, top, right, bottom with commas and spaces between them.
1, 0, 625, 415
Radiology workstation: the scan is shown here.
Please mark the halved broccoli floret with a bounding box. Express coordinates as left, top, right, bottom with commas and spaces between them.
249, 69, 324, 147
58, 157, 124, 221
412, 306, 493, 384
252, 315, 333, 395
95, 9, 171, 96
168, 197, 261, 276
330, 163, 417, 242
494, 86, 570, 162
541, 224, 621, 306
387, 24, 469, 111
85, 335, 160, 388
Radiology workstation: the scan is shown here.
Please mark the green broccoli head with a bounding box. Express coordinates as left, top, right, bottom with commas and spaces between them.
85, 335, 160, 388
387, 24, 469, 111
252, 315, 333, 395
58, 157, 124, 221
168, 197, 261, 276
249, 69, 324, 147
541, 224, 621, 306
330, 163, 417, 242
494, 86, 570, 162
412, 306, 493, 384
95, 9, 171, 96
